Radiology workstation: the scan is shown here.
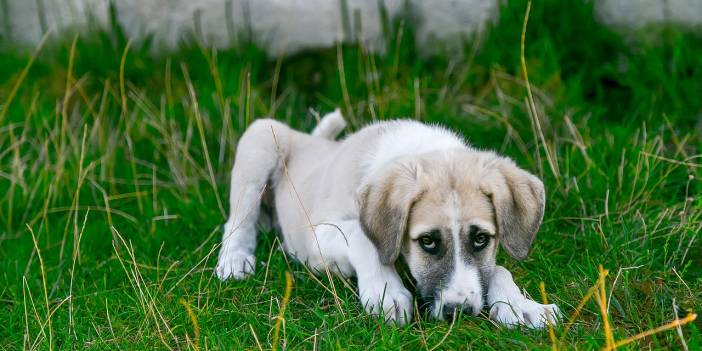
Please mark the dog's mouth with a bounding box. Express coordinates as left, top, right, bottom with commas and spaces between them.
431, 297, 485, 320
412, 286, 489, 320
411, 292, 466, 320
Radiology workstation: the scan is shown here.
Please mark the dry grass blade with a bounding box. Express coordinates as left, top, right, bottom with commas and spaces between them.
557, 271, 606, 346
337, 42, 355, 125
68, 209, 90, 340
61, 34, 79, 122
119, 39, 133, 117
520, 0, 561, 183
111, 227, 178, 350
596, 265, 615, 348
602, 314, 697, 351
0, 32, 49, 126
26, 224, 53, 351
181, 63, 226, 217
249, 323, 264, 351
179, 298, 201, 351
271, 271, 293, 351
428, 311, 457, 351
673, 298, 691, 351
539, 282, 557, 351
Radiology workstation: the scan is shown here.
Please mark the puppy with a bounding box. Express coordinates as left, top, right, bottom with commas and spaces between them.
215, 110, 561, 327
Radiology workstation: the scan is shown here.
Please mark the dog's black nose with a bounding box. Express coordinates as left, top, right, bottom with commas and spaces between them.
442, 304, 468, 320
441, 303, 473, 321
442, 308, 455, 320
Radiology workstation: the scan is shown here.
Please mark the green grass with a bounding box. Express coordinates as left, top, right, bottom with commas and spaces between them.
1, 0, 701, 349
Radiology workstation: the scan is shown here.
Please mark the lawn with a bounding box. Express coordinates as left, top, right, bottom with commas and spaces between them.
0, 1, 700, 349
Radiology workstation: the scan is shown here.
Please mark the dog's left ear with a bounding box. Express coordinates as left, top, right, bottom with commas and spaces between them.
482, 158, 545, 260
358, 158, 424, 265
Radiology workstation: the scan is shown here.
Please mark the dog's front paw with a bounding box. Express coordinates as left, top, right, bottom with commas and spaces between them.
360, 284, 413, 326
216, 250, 256, 281
489, 298, 561, 329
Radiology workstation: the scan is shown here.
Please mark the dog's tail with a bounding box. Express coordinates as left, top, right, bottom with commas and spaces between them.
312, 108, 347, 140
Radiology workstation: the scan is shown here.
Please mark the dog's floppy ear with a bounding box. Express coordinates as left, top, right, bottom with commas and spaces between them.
482, 158, 545, 260
359, 159, 424, 265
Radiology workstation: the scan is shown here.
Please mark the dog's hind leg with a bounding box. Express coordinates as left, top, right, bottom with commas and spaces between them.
216, 119, 295, 280
312, 108, 347, 140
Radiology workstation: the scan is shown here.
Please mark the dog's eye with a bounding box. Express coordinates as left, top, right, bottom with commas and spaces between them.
472, 233, 490, 251
418, 235, 439, 254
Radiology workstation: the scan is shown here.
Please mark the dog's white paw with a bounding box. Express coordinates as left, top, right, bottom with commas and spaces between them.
489, 298, 561, 329
216, 250, 256, 281
360, 283, 413, 325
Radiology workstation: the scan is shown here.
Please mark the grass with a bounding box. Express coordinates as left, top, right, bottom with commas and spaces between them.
1, 0, 701, 349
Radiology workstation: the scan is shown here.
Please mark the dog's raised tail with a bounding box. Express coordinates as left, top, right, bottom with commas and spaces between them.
312, 108, 347, 140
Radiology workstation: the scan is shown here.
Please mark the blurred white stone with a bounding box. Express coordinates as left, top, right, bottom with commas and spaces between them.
1, 0, 109, 44
596, 0, 702, 29
413, 0, 498, 53
1, 0, 497, 55
2, 0, 701, 55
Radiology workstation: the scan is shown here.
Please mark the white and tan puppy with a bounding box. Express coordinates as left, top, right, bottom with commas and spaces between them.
215, 110, 561, 327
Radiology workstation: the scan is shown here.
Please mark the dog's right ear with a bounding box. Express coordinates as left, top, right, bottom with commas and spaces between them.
481, 157, 545, 260
358, 159, 424, 265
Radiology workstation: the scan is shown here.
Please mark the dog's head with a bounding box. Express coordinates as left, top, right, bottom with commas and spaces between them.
359, 149, 545, 320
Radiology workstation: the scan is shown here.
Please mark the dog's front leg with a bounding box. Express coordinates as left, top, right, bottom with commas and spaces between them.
341, 220, 413, 325
487, 266, 561, 329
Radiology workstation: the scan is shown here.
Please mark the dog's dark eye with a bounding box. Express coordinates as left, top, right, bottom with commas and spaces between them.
472, 232, 490, 251
418, 235, 439, 254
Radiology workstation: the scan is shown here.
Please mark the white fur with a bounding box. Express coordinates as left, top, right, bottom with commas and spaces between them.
361, 121, 466, 183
